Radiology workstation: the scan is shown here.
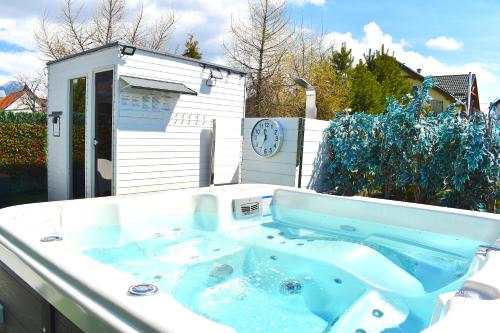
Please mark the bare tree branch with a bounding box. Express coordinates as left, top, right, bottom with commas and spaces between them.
124, 3, 145, 46
34, 0, 177, 61
224, 0, 292, 116
148, 13, 176, 51
61, 0, 90, 52
93, 0, 126, 45
14, 71, 47, 113
33, 12, 68, 60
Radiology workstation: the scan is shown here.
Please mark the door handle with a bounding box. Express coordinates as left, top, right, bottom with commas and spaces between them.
93, 138, 100, 146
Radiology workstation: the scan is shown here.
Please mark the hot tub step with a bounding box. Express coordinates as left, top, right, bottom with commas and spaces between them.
330, 291, 409, 333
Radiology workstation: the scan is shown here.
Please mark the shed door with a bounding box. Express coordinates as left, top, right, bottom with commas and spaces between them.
211, 118, 242, 185
94, 70, 113, 197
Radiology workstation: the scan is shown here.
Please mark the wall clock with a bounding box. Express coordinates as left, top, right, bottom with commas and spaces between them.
251, 119, 284, 158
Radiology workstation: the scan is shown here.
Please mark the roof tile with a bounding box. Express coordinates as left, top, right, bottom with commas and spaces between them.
431, 74, 471, 102
0, 90, 24, 110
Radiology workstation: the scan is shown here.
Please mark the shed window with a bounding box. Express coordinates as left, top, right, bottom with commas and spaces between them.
431, 100, 444, 113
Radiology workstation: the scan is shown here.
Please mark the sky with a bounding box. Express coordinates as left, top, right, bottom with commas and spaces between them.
0, 0, 499, 110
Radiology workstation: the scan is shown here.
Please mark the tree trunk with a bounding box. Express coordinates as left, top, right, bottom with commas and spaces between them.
487, 199, 496, 213
414, 153, 422, 203
255, 0, 268, 117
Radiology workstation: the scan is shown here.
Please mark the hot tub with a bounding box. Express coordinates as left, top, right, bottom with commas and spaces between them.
0, 185, 499, 332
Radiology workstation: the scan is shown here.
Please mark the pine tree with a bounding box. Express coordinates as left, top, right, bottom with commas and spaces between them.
350, 61, 384, 114
370, 45, 411, 102
182, 33, 202, 60
350, 45, 412, 114
363, 48, 376, 72
331, 43, 354, 76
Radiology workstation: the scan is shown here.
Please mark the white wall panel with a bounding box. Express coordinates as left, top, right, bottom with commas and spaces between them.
212, 118, 242, 185
241, 118, 299, 187
115, 49, 246, 194
300, 119, 330, 191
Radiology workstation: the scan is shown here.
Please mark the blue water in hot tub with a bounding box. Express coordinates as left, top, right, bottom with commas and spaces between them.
82, 208, 483, 333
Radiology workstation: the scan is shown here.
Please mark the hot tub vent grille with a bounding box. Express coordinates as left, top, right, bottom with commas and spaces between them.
233, 197, 263, 219
241, 202, 259, 215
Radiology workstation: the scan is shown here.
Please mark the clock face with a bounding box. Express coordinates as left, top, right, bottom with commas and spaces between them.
251, 119, 284, 158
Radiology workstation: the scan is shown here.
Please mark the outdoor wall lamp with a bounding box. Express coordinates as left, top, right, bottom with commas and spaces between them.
48, 111, 62, 137
206, 68, 223, 86
120, 45, 136, 56
293, 77, 317, 119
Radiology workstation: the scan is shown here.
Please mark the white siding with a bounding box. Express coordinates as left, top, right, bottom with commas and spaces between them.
212, 118, 242, 185
115, 49, 245, 195
241, 118, 299, 186
300, 118, 330, 191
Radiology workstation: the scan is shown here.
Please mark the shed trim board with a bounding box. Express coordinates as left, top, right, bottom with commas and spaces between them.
46, 41, 247, 75
47, 44, 246, 201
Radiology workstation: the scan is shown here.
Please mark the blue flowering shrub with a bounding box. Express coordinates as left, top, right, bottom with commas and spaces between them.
325, 78, 500, 212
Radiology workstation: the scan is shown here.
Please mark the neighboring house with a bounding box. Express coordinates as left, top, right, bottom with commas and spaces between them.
401, 63, 481, 115
490, 97, 500, 118
0, 85, 47, 113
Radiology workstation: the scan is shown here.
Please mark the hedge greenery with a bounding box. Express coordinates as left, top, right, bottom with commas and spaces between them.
0, 123, 47, 167
0, 112, 47, 196
326, 78, 500, 212
0, 111, 47, 125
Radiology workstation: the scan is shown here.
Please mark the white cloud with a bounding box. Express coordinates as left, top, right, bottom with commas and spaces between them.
0, 51, 42, 76
0, 18, 38, 50
289, 0, 326, 5
324, 22, 496, 110
425, 36, 463, 51
136, 0, 247, 60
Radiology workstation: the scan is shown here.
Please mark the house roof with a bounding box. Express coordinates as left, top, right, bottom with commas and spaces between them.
400, 63, 461, 103
0, 86, 46, 111
431, 74, 472, 103
0, 90, 24, 109
46, 41, 247, 75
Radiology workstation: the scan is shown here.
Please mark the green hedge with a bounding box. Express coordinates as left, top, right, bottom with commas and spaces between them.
0, 110, 47, 125
0, 112, 48, 200
0, 124, 47, 167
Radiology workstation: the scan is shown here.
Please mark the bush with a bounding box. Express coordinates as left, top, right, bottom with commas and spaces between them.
0, 124, 47, 167
0, 119, 47, 196
325, 78, 500, 212
0, 110, 47, 125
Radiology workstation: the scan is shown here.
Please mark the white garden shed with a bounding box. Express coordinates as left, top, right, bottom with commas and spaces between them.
47, 42, 246, 201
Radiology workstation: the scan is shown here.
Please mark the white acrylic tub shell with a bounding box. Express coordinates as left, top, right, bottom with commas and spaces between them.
0, 184, 498, 333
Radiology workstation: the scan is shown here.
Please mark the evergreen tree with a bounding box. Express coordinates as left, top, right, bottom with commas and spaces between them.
331, 43, 354, 76
363, 48, 377, 72
350, 45, 412, 114
182, 33, 202, 59
350, 61, 384, 114
371, 45, 412, 102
